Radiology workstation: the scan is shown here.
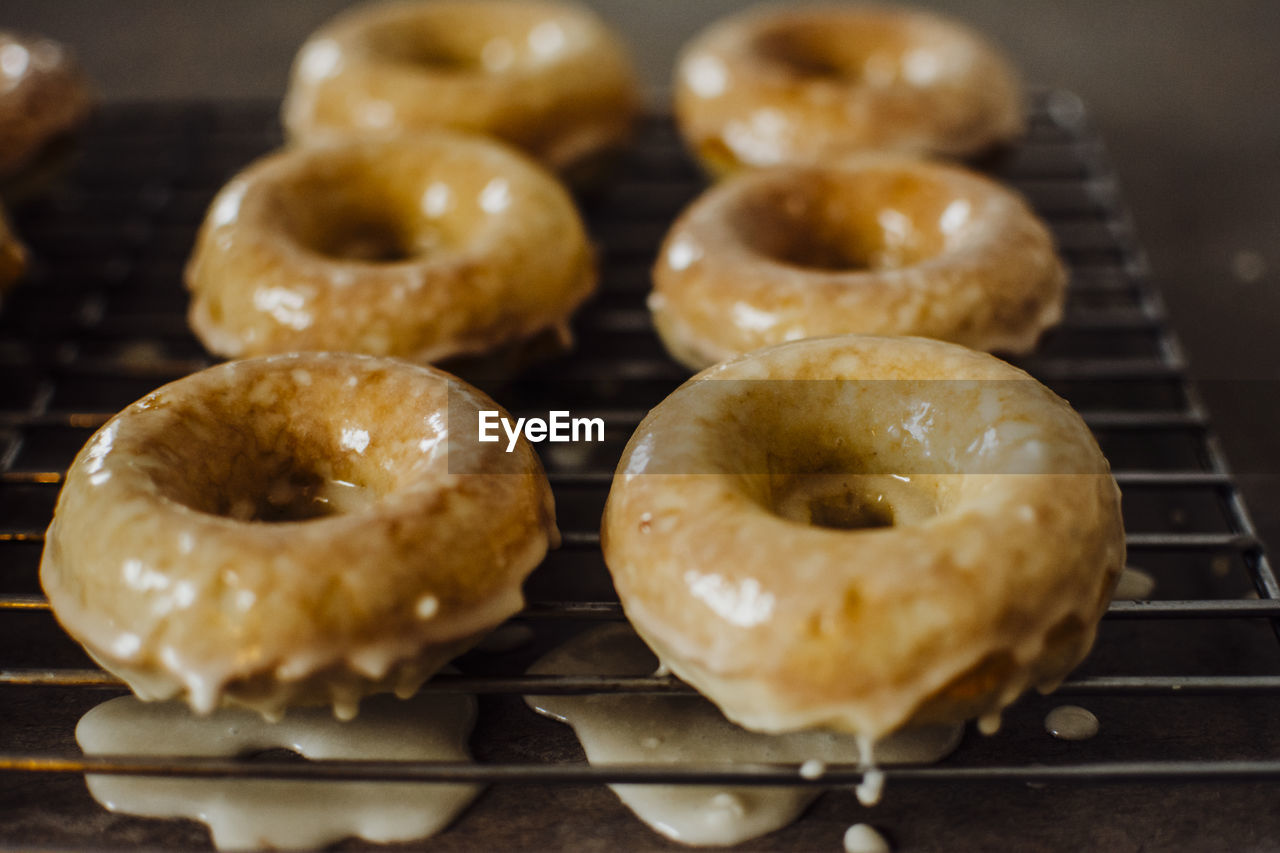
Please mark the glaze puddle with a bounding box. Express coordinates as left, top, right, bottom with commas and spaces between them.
76, 692, 478, 850
526, 624, 961, 846
1044, 705, 1100, 741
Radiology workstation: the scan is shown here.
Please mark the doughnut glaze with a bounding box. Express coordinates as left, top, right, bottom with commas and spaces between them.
674, 4, 1024, 175
282, 0, 641, 181
78, 693, 480, 850
41, 353, 557, 719
602, 335, 1124, 740
0, 30, 91, 181
186, 132, 595, 364
651, 154, 1065, 370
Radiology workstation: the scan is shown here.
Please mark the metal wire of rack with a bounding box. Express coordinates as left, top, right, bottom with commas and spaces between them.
1, 93, 1279, 849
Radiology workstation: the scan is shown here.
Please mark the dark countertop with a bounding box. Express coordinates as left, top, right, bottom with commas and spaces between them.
1, 2, 1277, 851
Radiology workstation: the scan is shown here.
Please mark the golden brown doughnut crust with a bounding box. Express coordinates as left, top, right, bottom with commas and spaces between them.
674, 4, 1024, 175
651, 154, 1065, 370
185, 132, 595, 363
41, 353, 557, 719
282, 0, 642, 178
602, 335, 1124, 739
0, 31, 91, 180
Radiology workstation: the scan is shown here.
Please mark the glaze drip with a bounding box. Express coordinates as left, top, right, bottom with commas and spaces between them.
1044, 705, 1099, 741
1113, 566, 1156, 600
844, 822, 892, 853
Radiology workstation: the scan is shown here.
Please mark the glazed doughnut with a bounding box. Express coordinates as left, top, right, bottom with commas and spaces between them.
0, 30, 91, 182
40, 352, 557, 719
602, 335, 1124, 739
282, 0, 641, 182
651, 154, 1065, 370
674, 4, 1023, 175
0, 205, 26, 297
185, 132, 595, 363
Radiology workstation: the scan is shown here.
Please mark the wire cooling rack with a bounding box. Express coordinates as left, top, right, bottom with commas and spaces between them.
1, 95, 1279, 850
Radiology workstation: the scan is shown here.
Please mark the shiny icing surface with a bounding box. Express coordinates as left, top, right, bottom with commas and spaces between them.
651, 154, 1066, 370
186, 132, 595, 364
77, 692, 479, 850
0, 30, 91, 179
282, 0, 641, 178
674, 4, 1023, 174
527, 625, 961, 846
602, 335, 1126, 740
40, 352, 557, 718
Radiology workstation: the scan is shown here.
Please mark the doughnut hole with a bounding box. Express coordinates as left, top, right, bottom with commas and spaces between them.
361, 4, 573, 74
140, 368, 447, 524
727, 169, 981, 272
762, 463, 943, 533
684, 380, 961, 531
297, 206, 430, 263
770, 474, 908, 530
267, 145, 517, 266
